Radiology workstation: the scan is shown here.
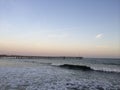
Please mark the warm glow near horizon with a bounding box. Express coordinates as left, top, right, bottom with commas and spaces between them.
0, 0, 120, 58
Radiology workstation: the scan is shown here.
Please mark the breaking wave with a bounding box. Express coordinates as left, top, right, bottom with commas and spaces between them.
21, 59, 120, 73
56, 64, 120, 73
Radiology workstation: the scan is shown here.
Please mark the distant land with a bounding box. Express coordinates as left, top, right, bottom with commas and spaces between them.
0, 55, 83, 59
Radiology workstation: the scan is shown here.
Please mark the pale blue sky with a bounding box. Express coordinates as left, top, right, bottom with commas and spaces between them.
0, 0, 120, 58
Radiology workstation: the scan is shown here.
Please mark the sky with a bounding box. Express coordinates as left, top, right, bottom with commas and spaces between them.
0, 0, 120, 58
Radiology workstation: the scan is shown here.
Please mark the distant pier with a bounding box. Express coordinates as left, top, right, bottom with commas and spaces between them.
0, 55, 83, 59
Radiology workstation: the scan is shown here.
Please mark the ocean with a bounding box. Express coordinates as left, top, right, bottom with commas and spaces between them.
0, 58, 120, 90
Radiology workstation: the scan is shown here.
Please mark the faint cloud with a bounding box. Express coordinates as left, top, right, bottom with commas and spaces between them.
96, 33, 103, 39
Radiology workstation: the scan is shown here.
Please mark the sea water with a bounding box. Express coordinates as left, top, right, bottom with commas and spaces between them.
0, 58, 120, 90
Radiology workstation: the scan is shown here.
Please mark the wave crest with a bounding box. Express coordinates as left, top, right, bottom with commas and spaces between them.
59, 64, 92, 71
58, 64, 120, 73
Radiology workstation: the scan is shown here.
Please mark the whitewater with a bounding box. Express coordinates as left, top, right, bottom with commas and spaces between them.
0, 58, 120, 90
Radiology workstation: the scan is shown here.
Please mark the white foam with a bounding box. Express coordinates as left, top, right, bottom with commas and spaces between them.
89, 64, 120, 73
0, 66, 120, 90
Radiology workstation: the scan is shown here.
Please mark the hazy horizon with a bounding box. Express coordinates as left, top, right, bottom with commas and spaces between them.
0, 0, 120, 58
